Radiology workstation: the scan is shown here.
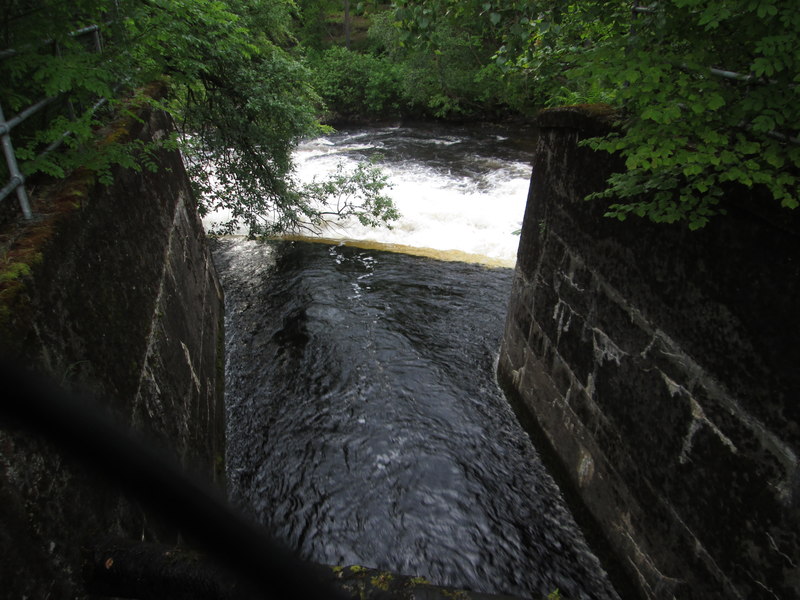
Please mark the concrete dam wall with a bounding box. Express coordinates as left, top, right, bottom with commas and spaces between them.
498, 106, 799, 600
0, 105, 225, 597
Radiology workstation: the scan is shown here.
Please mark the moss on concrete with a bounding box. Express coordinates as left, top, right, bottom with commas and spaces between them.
321, 563, 530, 600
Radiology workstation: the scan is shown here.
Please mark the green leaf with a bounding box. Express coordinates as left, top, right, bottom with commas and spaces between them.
706, 94, 725, 110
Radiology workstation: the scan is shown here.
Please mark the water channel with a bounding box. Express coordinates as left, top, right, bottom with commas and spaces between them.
210, 125, 620, 600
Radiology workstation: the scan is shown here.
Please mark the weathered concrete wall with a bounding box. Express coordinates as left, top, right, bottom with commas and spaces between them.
0, 104, 225, 597
498, 107, 799, 599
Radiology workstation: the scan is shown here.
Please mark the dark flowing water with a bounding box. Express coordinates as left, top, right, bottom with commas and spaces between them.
213, 236, 620, 600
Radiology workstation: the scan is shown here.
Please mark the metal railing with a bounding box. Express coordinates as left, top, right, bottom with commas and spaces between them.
0, 24, 105, 220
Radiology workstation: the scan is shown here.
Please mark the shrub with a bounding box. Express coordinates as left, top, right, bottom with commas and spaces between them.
306, 47, 413, 119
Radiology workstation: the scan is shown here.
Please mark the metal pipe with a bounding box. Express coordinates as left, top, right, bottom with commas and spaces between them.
0, 20, 112, 220
40, 95, 111, 158
69, 24, 101, 38
0, 103, 33, 219
709, 67, 756, 82
765, 129, 800, 146
0, 175, 24, 203
1, 23, 105, 61
93, 28, 103, 53
0, 96, 55, 136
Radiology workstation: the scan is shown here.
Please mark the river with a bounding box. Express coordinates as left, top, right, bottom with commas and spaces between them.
210, 124, 619, 600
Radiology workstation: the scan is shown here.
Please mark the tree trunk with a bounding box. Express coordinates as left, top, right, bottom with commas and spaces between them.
344, 0, 351, 49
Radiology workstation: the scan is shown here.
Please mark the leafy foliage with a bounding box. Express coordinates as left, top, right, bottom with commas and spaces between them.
301, 159, 399, 229
8, 0, 797, 230
296, 1, 531, 120
573, 0, 800, 228
305, 46, 411, 119
1, 0, 399, 236
394, 0, 800, 227
385, 0, 536, 118
294, 0, 342, 50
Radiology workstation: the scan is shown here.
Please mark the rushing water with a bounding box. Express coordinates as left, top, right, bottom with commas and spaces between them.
211, 126, 619, 599
205, 124, 535, 266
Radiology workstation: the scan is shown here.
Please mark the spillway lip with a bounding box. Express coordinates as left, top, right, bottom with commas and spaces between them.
211, 234, 516, 269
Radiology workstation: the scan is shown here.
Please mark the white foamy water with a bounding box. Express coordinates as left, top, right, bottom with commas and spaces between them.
203, 125, 534, 266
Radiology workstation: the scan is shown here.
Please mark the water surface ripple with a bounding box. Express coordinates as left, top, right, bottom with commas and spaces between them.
213, 238, 619, 600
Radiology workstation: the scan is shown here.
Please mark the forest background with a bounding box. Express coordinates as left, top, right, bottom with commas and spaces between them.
2, 0, 798, 233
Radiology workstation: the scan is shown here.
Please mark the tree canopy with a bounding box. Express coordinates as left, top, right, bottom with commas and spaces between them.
4, 1, 798, 230
393, 0, 800, 228
1, 0, 397, 236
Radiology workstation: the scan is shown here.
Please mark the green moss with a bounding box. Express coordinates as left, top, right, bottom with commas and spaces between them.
370, 572, 393, 591
348, 565, 367, 574
543, 103, 618, 120
0, 243, 45, 345
442, 591, 469, 600
99, 125, 131, 147
0, 262, 31, 284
